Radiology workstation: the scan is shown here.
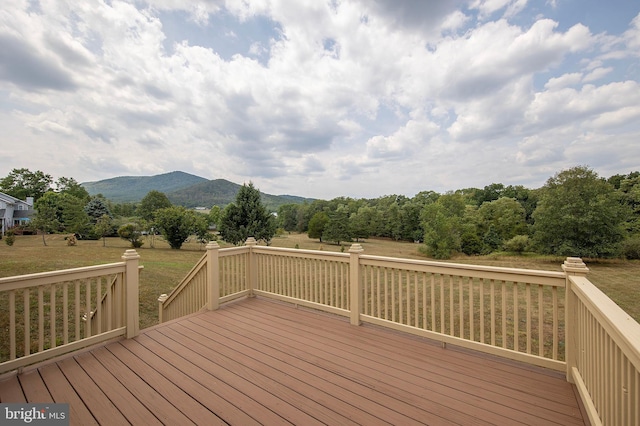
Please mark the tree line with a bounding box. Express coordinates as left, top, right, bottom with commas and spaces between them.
0, 169, 274, 250
2, 166, 639, 259
275, 166, 640, 259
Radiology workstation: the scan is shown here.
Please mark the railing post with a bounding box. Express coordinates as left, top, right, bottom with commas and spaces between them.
245, 237, 258, 297
157, 294, 168, 323
562, 257, 589, 383
349, 243, 364, 326
207, 241, 221, 310
122, 249, 140, 339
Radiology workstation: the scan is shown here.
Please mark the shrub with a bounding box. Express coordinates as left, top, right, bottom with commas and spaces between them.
4, 230, 15, 246
117, 223, 144, 248
620, 236, 640, 260
503, 235, 530, 254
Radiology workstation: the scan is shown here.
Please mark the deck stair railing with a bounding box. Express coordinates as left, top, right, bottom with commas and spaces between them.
0, 249, 141, 374
159, 238, 640, 425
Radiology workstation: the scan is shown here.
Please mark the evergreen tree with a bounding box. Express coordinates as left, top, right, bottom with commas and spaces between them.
219, 182, 276, 245
322, 209, 351, 245
84, 196, 112, 224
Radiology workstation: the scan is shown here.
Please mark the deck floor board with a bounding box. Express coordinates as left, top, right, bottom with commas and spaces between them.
0, 297, 587, 425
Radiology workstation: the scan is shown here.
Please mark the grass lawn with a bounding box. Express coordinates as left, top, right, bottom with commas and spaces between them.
2, 233, 639, 329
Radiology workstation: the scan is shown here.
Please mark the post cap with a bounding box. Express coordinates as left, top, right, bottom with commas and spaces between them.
348, 243, 364, 253
121, 249, 140, 260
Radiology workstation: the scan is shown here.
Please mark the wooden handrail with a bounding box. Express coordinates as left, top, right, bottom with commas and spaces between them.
568, 275, 640, 425
0, 250, 140, 374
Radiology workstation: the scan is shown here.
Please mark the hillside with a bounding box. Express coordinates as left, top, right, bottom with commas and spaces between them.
82, 171, 207, 203
82, 171, 312, 210
167, 179, 310, 210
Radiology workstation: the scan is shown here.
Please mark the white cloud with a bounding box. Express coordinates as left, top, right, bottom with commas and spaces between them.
582, 67, 613, 83
0, 1, 638, 199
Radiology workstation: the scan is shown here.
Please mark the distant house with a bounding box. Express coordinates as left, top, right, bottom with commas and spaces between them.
0, 192, 34, 236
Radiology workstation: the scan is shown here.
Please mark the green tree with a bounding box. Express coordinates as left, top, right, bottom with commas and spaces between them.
532, 166, 629, 257
219, 182, 276, 245
308, 212, 329, 241
55, 177, 90, 200
421, 193, 467, 259
349, 206, 374, 242
60, 193, 92, 237
421, 202, 462, 259
94, 214, 114, 247
32, 193, 62, 246
154, 206, 201, 249
84, 196, 112, 224
194, 213, 213, 246
208, 206, 222, 230
277, 204, 299, 232
322, 209, 351, 245
0, 168, 52, 201
476, 197, 528, 252
138, 190, 172, 222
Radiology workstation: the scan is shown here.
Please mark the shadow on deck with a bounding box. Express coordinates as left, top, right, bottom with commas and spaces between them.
0, 297, 586, 425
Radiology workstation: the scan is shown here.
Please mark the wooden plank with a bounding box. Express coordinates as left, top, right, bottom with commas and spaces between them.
38, 363, 97, 425
18, 370, 53, 402
90, 345, 196, 425
73, 351, 162, 425
115, 336, 267, 426
56, 357, 128, 425
0, 375, 26, 402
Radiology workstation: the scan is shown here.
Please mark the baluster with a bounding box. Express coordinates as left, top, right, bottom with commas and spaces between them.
538, 284, 543, 357
23, 288, 30, 356
50, 284, 56, 349
38, 285, 44, 352
513, 282, 519, 352
9, 290, 16, 360
63, 282, 69, 344
526, 283, 532, 354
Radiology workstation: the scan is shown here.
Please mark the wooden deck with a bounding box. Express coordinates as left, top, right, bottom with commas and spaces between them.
0, 297, 586, 425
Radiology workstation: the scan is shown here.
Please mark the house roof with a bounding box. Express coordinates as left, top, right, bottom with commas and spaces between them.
0, 191, 33, 207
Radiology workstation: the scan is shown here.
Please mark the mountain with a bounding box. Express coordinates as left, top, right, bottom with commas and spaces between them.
82, 171, 208, 203
166, 179, 310, 210
82, 171, 313, 209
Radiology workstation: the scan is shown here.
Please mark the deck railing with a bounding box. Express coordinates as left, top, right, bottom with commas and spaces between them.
564, 258, 640, 426
159, 238, 640, 425
0, 249, 141, 374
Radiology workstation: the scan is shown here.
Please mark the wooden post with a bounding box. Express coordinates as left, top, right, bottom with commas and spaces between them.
562, 257, 589, 383
122, 249, 140, 339
207, 241, 221, 310
349, 243, 364, 326
245, 237, 258, 297
157, 293, 168, 323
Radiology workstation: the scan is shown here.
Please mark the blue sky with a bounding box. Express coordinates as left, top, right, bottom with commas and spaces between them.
1, 0, 639, 199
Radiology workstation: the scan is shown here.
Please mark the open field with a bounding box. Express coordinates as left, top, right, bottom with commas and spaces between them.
1, 233, 639, 328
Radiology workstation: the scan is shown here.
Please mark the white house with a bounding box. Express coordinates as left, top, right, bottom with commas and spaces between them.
0, 192, 34, 236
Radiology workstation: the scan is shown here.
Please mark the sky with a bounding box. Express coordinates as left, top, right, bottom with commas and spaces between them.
1, 0, 639, 200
